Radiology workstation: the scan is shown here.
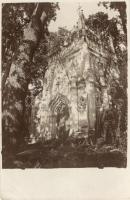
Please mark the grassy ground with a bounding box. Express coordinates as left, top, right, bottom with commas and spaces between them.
2, 138, 127, 169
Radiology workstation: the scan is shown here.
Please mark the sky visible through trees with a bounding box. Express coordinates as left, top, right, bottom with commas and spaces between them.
49, 2, 119, 32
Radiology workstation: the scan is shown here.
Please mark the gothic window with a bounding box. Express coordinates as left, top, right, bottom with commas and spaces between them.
77, 96, 87, 112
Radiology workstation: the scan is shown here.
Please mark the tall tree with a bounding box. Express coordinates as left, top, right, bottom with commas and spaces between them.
98, 1, 127, 34
86, 8, 127, 150
2, 3, 35, 89
98, 2, 127, 135
2, 3, 58, 152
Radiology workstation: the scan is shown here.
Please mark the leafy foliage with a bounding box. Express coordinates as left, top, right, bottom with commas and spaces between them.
2, 3, 59, 88
96, 3, 127, 151
2, 3, 35, 71
98, 1, 127, 33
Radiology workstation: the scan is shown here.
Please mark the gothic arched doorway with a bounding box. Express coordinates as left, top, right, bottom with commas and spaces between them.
49, 93, 70, 139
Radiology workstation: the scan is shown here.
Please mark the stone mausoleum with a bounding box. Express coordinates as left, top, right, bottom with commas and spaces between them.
29, 10, 118, 141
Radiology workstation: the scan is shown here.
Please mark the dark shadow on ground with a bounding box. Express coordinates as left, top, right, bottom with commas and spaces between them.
2, 139, 127, 169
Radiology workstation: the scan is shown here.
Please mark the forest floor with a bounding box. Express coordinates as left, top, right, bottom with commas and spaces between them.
2, 138, 127, 169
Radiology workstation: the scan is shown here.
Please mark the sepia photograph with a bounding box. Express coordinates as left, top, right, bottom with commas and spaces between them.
2, 1, 127, 169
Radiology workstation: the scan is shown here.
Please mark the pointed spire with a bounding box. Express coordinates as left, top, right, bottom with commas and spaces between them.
77, 6, 86, 39
77, 4, 82, 17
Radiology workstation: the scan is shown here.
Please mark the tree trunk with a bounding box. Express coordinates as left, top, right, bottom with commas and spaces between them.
2, 4, 47, 152
2, 56, 14, 90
